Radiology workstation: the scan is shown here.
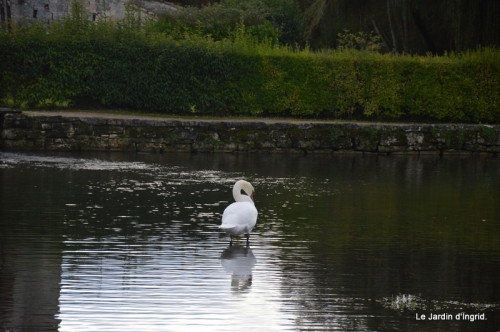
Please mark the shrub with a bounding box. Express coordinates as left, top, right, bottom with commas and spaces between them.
150, 3, 278, 45
221, 0, 303, 47
0, 3, 499, 123
337, 29, 382, 52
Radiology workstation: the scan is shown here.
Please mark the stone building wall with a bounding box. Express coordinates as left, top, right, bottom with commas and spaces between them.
4, 0, 176, 25
1, 112, 500, 154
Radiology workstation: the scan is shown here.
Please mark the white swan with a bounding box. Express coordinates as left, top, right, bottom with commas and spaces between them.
219, 180, 258, 246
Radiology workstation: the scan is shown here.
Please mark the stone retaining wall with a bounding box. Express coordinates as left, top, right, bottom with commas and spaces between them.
1, 112, 500, 154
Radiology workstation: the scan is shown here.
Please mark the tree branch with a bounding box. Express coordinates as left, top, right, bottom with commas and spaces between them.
410, 7, 438, 54
386, 0, 399, 53
371, 16, 391, 51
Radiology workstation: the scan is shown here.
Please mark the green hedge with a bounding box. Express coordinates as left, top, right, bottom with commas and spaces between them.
226, 48, 500, 122
1, 18, 499, 123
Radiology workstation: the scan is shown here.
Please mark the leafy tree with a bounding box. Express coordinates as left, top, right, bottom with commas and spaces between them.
152, 0, 302, 47
221, 0, 303, 46
151, 3, 279, 44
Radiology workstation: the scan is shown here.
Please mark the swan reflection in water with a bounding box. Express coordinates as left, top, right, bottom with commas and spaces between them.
220, 245, 256, 292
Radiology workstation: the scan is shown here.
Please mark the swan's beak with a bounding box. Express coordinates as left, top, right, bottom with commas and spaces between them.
251, 192, 255, 202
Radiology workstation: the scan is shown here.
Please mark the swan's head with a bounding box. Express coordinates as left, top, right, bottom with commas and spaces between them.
234, 180, 255, 202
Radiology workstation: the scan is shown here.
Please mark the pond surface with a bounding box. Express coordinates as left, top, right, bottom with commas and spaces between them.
0, 151, 499, 332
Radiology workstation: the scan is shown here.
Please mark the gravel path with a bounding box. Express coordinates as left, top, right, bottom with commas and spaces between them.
24, 110, 358, 125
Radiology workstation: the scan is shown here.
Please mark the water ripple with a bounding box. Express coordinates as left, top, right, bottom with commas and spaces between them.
1, 152, 499, 332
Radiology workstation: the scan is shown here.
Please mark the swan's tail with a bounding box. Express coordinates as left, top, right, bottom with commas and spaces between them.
219, 225, 236, 230
219, 224, 246, 235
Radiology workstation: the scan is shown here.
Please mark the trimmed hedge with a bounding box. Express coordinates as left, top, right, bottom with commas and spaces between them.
1, 19, 499, 123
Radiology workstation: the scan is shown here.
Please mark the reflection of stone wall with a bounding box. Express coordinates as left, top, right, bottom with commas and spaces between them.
8, 0, 176, 24
0, 237, 62, 331
0, 158, 64, 331
1, 111, 500, 154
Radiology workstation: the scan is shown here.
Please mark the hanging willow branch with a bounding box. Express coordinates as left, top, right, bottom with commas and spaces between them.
386, 0, 399, 53
371, 16, 391, 51
296, 0, 499, 52
302, 0, 336, 41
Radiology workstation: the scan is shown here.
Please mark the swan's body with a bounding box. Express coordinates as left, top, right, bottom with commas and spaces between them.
220, 180, 258, 245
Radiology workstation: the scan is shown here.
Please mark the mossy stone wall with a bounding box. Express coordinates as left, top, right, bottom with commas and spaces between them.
1, 112, 499, 155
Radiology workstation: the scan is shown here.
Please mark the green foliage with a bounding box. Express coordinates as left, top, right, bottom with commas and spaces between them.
337, 29, 382, 52
328, 127, 342, 142
0, 3, 499, 123
479, 125, 499, 144
220, 0, 303, 47
149, 0, 301, 47
150, 3, 278, 45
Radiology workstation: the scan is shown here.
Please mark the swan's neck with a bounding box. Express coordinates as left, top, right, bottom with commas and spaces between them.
233, 184, 253, 203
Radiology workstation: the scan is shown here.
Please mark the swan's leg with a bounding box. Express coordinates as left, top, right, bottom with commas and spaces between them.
245, 233, 250, 246
229, 235, 233, 246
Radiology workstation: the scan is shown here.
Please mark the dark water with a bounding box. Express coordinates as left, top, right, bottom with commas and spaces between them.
0, 151, 499, 332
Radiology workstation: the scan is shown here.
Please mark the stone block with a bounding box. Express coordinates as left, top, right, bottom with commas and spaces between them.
34, 138, 47, 149
378, 145, 409, 153
224, 122, 245, 129
412, 144, 437, 151
258, 140, 276, 149
74, 122, 93, 135
41, 123, 52, 130
3, 115, 29, 128
173, 129, 198, 141
418, 150, 442, 155
183, 120, 210, 128
276, 138, 293, 148
164, 143, 192, 152
463, 144, 487, 152
93, 125, 123, 135
330, 137, 353, 150
487, 146, 500, 153
54, 138, 76, 144
0, 108, 21, 114
380, 135, 399, 146
354, 138, 378, 152
108, 138, 137, 151
48, 138, 78, 151
402, 124, 426, 132
406, 132, 424, 146
298, 123, 313, 130
47, 123, 74, 138
40, 115, 64, 123
80, 117, 108, 126
237, 141, 255, 151
2, 128, 27, 140
307, 149, 333, 154
477, 126, 500, 145
192, 141, 215, 152
297, 140, 320, 150
269, 123, 290, 130
140, 127, 174, 139
78, 137, 109, 151
124, 127, 143, 138
26, 130, 45, 139
215, 142, 238, 152
276, 148, 303, 154
240, 122, 267, 130
3, 139, 34, 150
